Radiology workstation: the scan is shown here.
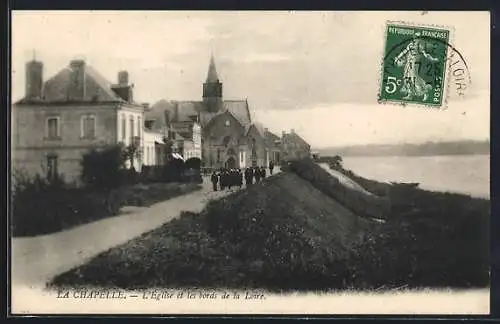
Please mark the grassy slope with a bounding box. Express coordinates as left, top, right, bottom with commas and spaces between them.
51, 172, 375, 291
50, 159, 490, 291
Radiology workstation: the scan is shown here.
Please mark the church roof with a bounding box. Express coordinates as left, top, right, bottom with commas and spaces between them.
147, 99, 252, 129
265, 130, 280, 142
245, 122, 266, 138
18, 62, 127, 104
223, 100, 252, 127
206, 54, 219, 83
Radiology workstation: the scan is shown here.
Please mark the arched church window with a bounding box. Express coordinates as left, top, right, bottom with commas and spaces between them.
251, 138, 257, 159
222, 136, 231, 147
251, 138, 256, 148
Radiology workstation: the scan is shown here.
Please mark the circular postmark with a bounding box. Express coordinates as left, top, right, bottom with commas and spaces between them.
379, 32, 471, 108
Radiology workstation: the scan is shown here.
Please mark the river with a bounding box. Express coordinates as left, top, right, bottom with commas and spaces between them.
340, 155, 490, 199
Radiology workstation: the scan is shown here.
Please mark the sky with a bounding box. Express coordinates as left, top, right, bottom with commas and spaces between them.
11, 11, 490, 148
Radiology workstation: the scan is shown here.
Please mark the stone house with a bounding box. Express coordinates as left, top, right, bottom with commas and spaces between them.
12, 58, 166, 183
281, 129, 312, 162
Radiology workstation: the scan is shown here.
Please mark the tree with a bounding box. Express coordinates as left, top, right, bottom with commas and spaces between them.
80, 144, 128, 189
328, 155, 343, 170
124, 139, 143, 170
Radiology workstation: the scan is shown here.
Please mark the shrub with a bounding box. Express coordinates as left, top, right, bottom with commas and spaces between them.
11, 172, 123, 237
80, 144, 128, 189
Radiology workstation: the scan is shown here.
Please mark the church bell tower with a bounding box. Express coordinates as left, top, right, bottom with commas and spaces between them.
203, 54, 223, 112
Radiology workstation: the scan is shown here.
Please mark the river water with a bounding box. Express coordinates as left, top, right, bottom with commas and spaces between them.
340, 155, 490, 199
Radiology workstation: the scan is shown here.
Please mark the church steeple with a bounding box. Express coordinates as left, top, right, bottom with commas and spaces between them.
203, 53, 223, 112
206, 53, 219, 83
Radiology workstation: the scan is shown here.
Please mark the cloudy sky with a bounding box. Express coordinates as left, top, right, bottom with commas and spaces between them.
12, 11, 490, 148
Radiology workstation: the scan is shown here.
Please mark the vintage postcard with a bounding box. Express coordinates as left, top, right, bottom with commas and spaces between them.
10, 11, 490, 315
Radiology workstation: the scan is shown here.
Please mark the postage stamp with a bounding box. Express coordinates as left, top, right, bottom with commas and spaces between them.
378, 22, 452, 108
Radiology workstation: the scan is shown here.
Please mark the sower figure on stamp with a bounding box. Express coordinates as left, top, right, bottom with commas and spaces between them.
394, 32, 439, 101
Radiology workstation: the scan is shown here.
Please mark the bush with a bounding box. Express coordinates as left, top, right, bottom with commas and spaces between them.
80, 145, 128, 189
11, 173, 123, 237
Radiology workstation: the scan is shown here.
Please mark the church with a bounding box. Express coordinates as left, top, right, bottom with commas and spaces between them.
146, 55, 283, 169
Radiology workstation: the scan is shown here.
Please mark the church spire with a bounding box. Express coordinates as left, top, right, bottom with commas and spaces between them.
203, 52, 223, 113
206, 53, 219, 83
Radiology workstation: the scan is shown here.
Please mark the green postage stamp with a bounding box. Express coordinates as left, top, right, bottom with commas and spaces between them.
379, 22, 451, 107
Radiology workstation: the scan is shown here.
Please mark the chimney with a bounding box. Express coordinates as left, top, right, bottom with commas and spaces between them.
118, 71, 129, 86
69, 59, 86, 100
174, 102, 180, 121
164, 110, 171, 126
25, 59, 44, 100
111, 71, 133, 103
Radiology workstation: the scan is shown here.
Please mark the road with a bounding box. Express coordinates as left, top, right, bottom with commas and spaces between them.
318, 163, 376, 196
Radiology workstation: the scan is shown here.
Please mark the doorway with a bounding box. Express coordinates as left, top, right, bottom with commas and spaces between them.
225, 156, 237, 169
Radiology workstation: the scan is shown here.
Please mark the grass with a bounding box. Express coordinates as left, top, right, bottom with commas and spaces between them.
49, 158, 490, 291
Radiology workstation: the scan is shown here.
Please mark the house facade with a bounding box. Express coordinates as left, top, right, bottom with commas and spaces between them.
12, 59, 165, 183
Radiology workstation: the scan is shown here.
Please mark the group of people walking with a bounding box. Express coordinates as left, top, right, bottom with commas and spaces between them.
210, 161, 276, 192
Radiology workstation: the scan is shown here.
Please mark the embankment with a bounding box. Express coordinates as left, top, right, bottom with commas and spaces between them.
50, 158, 490, 291
287, 159, 391, 220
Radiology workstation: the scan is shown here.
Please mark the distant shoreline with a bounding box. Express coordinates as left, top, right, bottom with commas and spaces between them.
316, 140, 490, 158
336, 153, 490, 158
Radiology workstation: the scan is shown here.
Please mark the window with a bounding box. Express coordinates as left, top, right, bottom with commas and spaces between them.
129, 117, 135, 143
225, 120, 230, 127
81, 114, 96, 139
47, 154, 58, 181
46, 117, 60, 139
217, 149, 221, 163
251, 138, 257, 159
222, 136, 231, 147
121, 115, 126, 140
137, 117, 141, 137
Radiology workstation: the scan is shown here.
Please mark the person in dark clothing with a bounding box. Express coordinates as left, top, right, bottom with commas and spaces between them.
238, 169, 243, 189
211, 171, 219, 191
254, 166, 261, 183
227, 170, 233, 190
269, 160, 274, 175
245, 168, 253, 186
220, 169, 226, 190
260, 166, 267, 180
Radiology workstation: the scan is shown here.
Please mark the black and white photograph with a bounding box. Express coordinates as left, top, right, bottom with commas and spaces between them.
10, 11, 490, 314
